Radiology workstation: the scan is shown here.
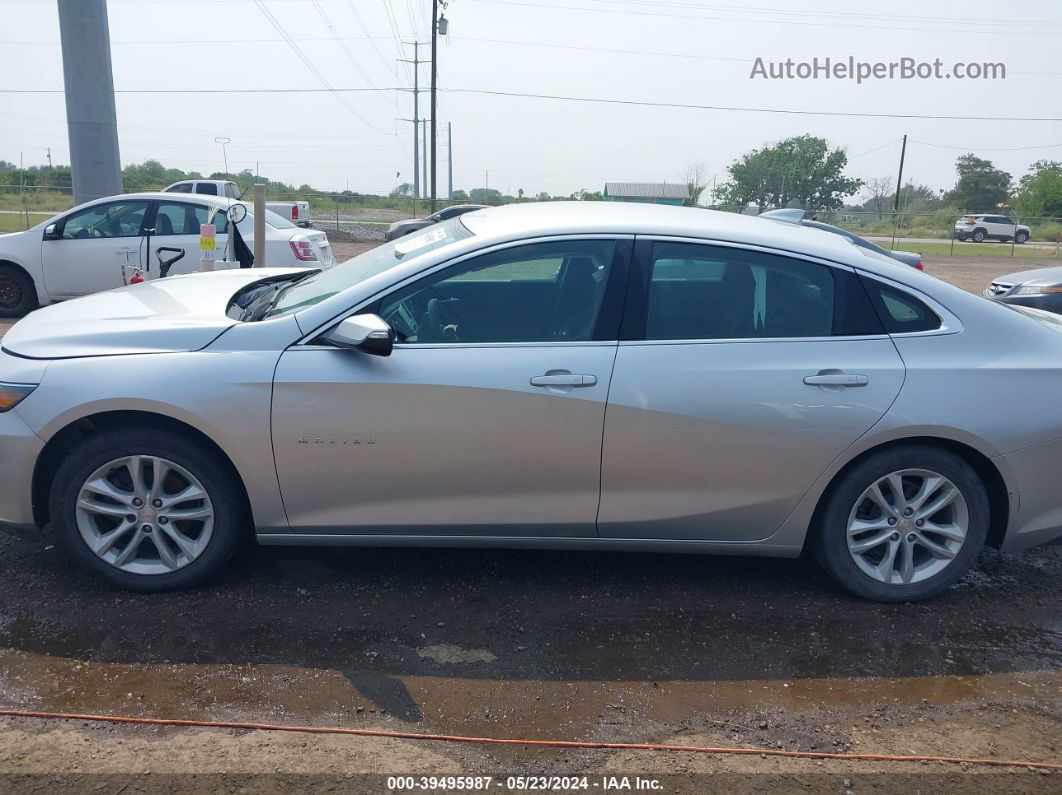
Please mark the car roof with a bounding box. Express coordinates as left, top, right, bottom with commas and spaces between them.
75, 192, 234, 207
461, 201, 861, 264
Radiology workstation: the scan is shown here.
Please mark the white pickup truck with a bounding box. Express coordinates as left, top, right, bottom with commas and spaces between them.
162, 180, 312, 228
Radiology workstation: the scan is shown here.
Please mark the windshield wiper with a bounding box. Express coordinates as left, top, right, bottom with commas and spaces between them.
238, 271, 319, 322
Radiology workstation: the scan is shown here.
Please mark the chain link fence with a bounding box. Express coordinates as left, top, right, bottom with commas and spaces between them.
3, 184, 1060, 256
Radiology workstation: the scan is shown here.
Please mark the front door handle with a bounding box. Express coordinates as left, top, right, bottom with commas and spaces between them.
803, 372, 869, 387
530, 373, 598, 387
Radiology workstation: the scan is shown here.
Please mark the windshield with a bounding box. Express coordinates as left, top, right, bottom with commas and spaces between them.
267, 216, 474, 317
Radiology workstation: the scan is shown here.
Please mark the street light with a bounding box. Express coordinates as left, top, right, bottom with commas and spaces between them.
214, 136, 231, 175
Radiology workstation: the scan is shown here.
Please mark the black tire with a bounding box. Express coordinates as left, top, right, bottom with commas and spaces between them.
813, 445, 989, 602
972, 228, 986, 243
49, 428, 246, 591
1015, 231, 1028, 244
0, 264, 38, 318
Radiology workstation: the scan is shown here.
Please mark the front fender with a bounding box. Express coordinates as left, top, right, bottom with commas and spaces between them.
13, 350, 289, 531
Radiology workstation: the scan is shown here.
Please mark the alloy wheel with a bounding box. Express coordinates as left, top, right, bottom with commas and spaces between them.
846, 468, 969, 586
75, 455, 214, 575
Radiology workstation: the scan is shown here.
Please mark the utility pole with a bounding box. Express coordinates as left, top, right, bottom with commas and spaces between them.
430, 2, 449, 212
892, 134, 908, 249
45, 147, 52, 169
57, 0, 123, 204
447, 122, 453, 200
397, 42, 424, 199
430, 0, 439, 211
421, 119, 428, 201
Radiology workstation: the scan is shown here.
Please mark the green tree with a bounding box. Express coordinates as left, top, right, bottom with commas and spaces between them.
469, 187, 503, 203
451, 189, 469, 201
1013, 160, 1062, 218
389, 183, 414, 198
716, 135, 862, 212
946, 154, 1012, 211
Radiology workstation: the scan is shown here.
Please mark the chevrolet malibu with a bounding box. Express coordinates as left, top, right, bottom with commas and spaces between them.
1, 203, 1060, 601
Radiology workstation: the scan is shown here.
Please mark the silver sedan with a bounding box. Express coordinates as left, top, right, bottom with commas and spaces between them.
1, 202, 1060, 601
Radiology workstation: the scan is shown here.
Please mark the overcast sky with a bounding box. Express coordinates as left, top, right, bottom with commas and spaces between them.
3, 0, 1061, 200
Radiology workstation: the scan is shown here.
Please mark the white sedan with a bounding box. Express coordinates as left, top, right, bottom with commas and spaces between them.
0, 192, 336, 316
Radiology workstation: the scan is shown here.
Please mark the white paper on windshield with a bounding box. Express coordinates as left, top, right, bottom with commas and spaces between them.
394, 226, 450, 258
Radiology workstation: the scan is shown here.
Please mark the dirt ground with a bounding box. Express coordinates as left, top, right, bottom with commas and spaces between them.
0, 252, 1059, 793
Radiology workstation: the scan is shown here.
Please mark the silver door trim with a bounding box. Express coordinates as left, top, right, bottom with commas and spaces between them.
255, 532, 803, 558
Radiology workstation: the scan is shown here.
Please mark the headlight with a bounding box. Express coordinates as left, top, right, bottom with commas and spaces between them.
1015, 285, 1062, 296
0, 383, 36, 412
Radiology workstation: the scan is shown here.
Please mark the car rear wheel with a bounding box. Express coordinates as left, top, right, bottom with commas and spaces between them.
0, 264, 38, 318
814, 446, 988, 602
50, 428, 245, 591
972, 229, 986, 242
1015, 231, 1028, 244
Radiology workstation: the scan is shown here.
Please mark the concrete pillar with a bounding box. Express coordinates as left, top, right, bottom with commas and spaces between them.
57, 0, 123, 204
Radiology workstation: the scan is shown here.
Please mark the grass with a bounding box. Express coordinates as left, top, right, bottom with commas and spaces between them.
0, 212, 52, 234
881, 240, 1062, 260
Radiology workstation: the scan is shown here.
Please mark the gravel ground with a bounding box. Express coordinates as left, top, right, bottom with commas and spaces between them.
0, 254, 1059, 792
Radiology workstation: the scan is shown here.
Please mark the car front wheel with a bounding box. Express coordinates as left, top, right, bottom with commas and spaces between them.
972, 229, 986, 242
814, 446, 988, 602
0, 264, 38, 318
1015, 231, 1028, 244
50, 428, 245, 590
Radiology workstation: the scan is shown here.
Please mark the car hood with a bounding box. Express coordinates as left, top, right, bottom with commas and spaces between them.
1, 268, 304, 360
993, 266, 1062, 287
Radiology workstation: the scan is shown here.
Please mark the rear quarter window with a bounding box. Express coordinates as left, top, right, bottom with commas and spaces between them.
859, 276, 942, 333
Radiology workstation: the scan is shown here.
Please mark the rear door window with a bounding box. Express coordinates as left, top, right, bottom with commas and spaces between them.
639, 242, 881, 340
195, 182, 219, 196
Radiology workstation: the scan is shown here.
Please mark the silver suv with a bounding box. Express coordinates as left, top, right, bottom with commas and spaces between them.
954, 214, 1030, 244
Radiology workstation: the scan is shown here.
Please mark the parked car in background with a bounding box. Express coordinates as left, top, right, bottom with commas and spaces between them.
984, 265, 1062, 314
760, 209, 924, 269
2, 202, 1061, 602
163, 180, 312, 228
385, 204, 488, 241
954, 214, 1030, 243
0, 193, 334, 316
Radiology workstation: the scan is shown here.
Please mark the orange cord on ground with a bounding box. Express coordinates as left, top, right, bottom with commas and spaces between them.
0, 707, 1059, 772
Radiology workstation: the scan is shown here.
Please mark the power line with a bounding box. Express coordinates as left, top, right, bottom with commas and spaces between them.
310, 0, 394, 106
344, 3, 394, 73
252, 0, 393, 135
564, 0, 1062, 28
847, 140, 901, 159
6, 84, 1062, 122
382, 0, 414, 84
440, 88, 1062, 123
468, 0, 1062, 36
910, 140, 1062, 151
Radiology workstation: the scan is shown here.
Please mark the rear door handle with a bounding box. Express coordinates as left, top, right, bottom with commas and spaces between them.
530, 374, 598, 387
803, 372, 869, 387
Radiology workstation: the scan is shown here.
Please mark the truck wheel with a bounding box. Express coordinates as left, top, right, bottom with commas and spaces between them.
0, 264, 38, 318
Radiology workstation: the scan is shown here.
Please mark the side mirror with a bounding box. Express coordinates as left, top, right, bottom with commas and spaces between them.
43, 223, 60, 241
323, 314, 396, 357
